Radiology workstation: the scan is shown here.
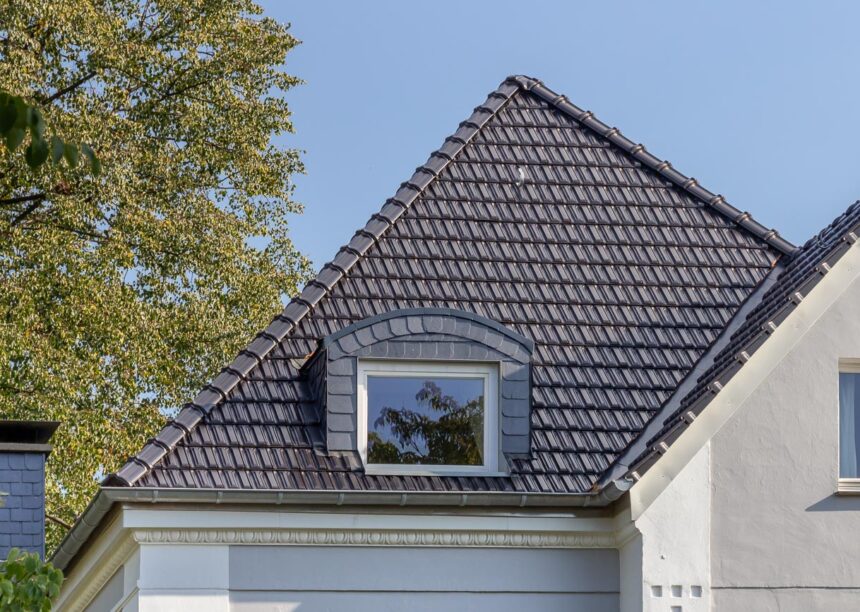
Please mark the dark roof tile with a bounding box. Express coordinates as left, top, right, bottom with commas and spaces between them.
617, 201, 860, 482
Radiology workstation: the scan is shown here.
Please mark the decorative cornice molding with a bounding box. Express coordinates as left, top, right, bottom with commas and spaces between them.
132, 527, 619, 549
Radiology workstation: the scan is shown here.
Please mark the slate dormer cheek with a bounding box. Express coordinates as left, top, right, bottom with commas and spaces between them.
303, 308, 534, 469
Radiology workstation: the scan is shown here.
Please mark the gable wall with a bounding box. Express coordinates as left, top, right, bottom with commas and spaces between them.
710, 264, 860, 609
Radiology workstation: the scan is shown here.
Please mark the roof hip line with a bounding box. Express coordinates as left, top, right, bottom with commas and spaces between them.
105, 76, 526, 487
106, 73, 796, 489
505, 75, 796, 256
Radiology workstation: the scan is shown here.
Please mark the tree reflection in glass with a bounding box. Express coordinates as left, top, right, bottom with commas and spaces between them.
366, 376, 485, 466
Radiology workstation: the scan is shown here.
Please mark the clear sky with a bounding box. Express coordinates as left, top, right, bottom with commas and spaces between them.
262, 1, 860, 269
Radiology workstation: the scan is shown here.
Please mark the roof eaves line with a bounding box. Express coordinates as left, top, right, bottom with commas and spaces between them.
51, 484, 616, 572
106, 77, 523, 487
624, 218, 860, 483
504, 75, 797, 257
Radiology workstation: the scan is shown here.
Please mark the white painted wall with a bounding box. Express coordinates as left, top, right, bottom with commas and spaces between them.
229, 545, 619, 612
622, 443, 710, 612
135, 544, 230, 612
82, 566, 122, 612
710, 267, 860, 609
112, 542, 620, 612
618, 530, 643, 612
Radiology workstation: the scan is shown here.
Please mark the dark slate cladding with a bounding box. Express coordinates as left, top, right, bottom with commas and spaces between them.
628, 200, 860, 476
112, 75, 788, 494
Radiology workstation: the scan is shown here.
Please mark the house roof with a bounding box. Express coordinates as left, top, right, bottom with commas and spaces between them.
105, 75, 794, 495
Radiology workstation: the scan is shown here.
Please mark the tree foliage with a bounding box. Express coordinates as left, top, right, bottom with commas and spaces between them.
0, 548, 63, 611
0, 92, 100, 173
368, 381, 485, 465
0, 0, 310, 551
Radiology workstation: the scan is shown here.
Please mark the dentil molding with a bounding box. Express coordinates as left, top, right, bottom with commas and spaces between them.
132, 527, 619, 549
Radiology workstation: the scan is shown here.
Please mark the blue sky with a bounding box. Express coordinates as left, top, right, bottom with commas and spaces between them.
263, 1, 860, 269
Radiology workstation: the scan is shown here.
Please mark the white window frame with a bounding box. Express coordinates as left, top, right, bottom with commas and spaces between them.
357, 359, 501, 476
838, 360, 860, 494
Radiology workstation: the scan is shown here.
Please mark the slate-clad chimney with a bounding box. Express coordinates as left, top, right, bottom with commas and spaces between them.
0, 421, 58, 560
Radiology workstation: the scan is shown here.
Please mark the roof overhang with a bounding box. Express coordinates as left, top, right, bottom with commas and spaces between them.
51, 482, 632, 572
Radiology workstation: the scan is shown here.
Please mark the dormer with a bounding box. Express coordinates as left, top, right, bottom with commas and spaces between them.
305, 308, 534, 475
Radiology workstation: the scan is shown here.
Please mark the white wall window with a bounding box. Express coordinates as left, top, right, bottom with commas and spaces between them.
357, 360, 500, 475
839, 362, 860, 487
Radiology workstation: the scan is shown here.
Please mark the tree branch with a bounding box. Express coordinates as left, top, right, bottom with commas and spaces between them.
9, 197, 46, 226
46, 513, 72, 530
0, 193, 46, 206
38, 71, 96, 104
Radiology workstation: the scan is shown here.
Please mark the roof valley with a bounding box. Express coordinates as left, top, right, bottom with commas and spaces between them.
627, 201, 860, 479
592, 258, 786, 489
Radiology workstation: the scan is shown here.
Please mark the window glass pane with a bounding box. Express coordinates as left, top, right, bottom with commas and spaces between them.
839, 372, 860, 478
366, 376, 485, 466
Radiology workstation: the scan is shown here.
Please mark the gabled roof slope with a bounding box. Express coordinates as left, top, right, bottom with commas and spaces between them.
107, 75, 790, 494
626, 201, 860, 478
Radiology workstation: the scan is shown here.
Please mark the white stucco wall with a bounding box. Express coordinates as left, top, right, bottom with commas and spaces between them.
229, 545, 619, 612
82, 566, 123, 612
622, 443, 711, 612
710, 263, 860, 609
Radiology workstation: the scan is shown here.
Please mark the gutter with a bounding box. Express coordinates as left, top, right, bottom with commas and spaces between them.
52, 484, 628, 572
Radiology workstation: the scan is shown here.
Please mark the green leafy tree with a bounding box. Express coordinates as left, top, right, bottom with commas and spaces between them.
0, 0, 310, 550
0, 92, 100, 173
368, 381, 485, 465
0, 548, 63, 611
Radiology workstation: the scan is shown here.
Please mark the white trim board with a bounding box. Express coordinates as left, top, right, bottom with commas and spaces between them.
356, 359, 501, 476
54, 514, 136, 612
120, 505, 615, 534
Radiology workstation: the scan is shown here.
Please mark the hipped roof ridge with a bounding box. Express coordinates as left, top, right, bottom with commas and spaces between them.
106, 74, 794, 487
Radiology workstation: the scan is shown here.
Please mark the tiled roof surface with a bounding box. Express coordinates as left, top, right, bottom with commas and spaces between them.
628, 201, 860, 476
109, 76, 789, 494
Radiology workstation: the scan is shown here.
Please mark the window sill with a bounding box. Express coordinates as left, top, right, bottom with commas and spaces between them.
363, 465, 509, 478
837, 479, 860, 494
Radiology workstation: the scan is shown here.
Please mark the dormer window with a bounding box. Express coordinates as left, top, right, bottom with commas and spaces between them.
357, 360, 499, 475
310, 308, 534, 474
